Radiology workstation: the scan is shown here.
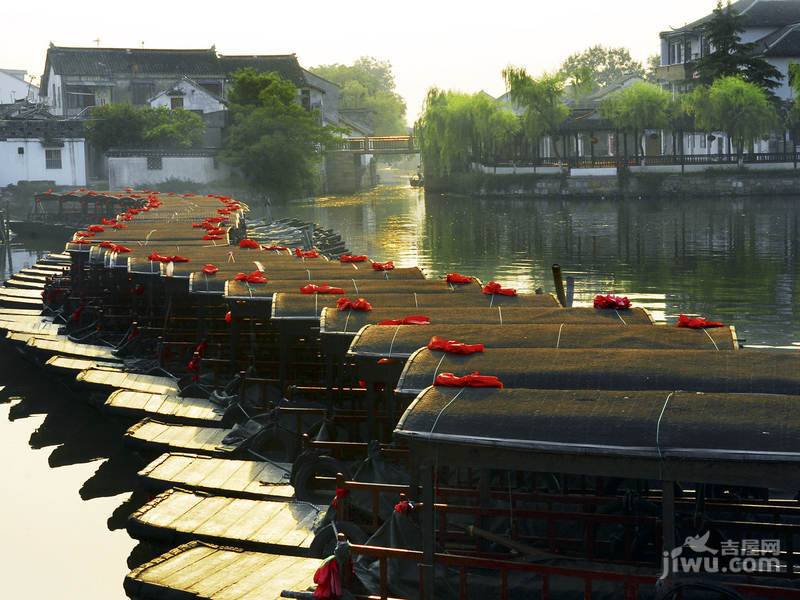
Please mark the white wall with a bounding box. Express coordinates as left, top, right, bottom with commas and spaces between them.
0, 71, 38, 103
108, 155, 229, 188
45, 66, 63, 116
149, 80, 224, 114
0, 138, 86, 187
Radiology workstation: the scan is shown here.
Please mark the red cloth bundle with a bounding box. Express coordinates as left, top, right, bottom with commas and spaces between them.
677, 314, 724, 329
217, 208, 232, 215
202, 264, 219, 275
111, 244, 131, 253
205, 216, 226, 223
224, 311, 232, 324
446, 273, 473, 284
72, 239, 91, 244
75, 231, 94, 238
203, 234, 223, 241
313, 558, 343, 599
482, 281, 517, 296
593, 294, 631, 310
234, 271, 268, 284
132, 284, 145, 296
100, 217, 116, 225
378, 315, 431, 326
336, 297, 372, 312
99, 241, 114, 248
372, 260, 395, 271
87, 225, 105, 233
148, 253, 189, 263
331, 487, 349, 509
239, 239, 260, 249
192, 222, 206, 228
301, 284, 345, 295
394, 500, 413, 514
434, 371, 504, 389
340, 254, 368, 263
427, 336, 484, 355
294, 248, 320, 258
206, 228, 226, 236
262, 245, 288, 251
195, 340, 208, 357
111, 223, 126, 229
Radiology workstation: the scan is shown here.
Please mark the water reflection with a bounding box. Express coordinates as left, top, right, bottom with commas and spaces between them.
274, 186, 799, 347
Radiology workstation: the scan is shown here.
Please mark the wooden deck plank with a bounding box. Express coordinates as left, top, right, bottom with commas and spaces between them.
185, 552, 272, 598
28, 336, 119, 359
159, 549, 244, 591
194, 498, 258, 538
135, 491, 204, 530
173, 495, 232, 533
134, 544, 219, 584
247, 503, 317, 548
196, 458, 251, 489
212, 553, 289, 600
142, 453, 197, 481
235, 556, 319, 600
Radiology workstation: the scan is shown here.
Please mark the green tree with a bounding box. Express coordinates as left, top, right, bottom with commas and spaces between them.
311, 57, 407, 134
220, 68, 340, 197
559, 46, 644, 89
689, 76, 778, 162
86, 104, 204, 151
502, 67, 569, 157
415, 89, 518, 177
600, 81, 671, 161
695, 1, 783, 94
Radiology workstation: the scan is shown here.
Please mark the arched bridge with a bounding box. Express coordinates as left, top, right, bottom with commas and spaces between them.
334, 136, 419, 155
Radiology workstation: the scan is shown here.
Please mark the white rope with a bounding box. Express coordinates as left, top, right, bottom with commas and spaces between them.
253, 261, 264, 272
655, 391, 676, 459
489, 293, 495, 308
429, 388, 465, 436
314, 293, 318, 316
703, 328, 720, 351
431, 352, 448, 385
498, 306, 503, 326
555, 323, 565, 349
352, 279, 359, 295
388, 325, 401, 357
414, 292, 418, 308
306, 269, 311, 281
615, 310, 627, 325
344, 310, 352, 333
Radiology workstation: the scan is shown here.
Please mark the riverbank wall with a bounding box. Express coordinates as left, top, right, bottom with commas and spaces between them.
426, 167, 800, 198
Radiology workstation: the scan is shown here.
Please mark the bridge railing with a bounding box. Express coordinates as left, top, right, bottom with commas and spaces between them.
333, 136, 418, 153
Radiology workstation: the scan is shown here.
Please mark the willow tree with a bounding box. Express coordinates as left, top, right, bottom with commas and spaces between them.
600, 81, 671, 163
415, 89, 518, 177
689, 76, 778, 164
502, 67, 569, 159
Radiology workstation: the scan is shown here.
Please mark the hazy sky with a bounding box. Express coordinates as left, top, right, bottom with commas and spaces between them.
4, 0, 715, 123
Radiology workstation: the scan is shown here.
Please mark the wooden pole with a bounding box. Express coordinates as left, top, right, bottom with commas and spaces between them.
552, 264, 567, 308
420, 461, 435, 600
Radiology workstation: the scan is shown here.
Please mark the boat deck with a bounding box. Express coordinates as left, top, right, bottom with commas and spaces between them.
126, 419, 237, 456
105, 390, 224, 426
139, 453, 293, 500
124, 541, 320, 600
128, 489, 320, 554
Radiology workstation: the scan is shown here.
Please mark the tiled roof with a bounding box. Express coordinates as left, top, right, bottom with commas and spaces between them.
0, 118, 84, 140
41, 47, 307, 92
217, 55, 305, 85
663, 0, 800, 36
757, 22, 800, 55
42, 47, 220, 90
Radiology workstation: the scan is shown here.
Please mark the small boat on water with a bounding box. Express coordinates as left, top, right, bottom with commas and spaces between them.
409, 174, 424, 188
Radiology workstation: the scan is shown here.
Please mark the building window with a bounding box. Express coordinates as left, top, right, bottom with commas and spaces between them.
45, 149, 62, 169
132, 82, 155, 105
300, 89, 311, 111
17, 147, 24, 155
65, 85, 96, 109
147, 156, 163, 170
170, 96, 184, 110
198, 81, 222, 96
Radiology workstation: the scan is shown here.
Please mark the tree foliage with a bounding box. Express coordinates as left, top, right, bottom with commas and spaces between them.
220, 68, 340, 197
503, 67, 569, 155
695, 1, 783, 94
600, 82, 671, 157
415, 89, 518, 177
86, 104, 204, 151
689, 76, 778, 156
311, 57, 407, 135
559, 46, 644, 90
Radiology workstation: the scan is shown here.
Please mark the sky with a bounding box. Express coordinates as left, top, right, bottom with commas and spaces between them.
3, 0, 716, 124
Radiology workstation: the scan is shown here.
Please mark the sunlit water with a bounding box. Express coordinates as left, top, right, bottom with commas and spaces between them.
0, 184, 798, 599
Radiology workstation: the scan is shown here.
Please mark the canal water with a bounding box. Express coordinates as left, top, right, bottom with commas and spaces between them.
0, 185, 798, 598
